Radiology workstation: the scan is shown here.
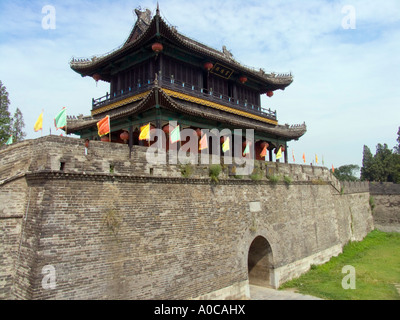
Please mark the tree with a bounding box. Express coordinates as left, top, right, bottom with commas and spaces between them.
361, 139, 400, 183
361, 145, 377, 181
11, 108, 26, 143
333, 164, 360, 181
394, 127, 400, 154
0, 80, 12, 146
374, 144, 392, 182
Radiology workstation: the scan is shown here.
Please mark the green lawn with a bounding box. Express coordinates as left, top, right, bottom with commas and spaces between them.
279, 230, 400, 300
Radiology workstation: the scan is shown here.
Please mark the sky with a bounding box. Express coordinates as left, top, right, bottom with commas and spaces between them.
0, 0, 399, 172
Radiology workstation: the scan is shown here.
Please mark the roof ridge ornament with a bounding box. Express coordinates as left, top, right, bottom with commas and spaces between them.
222, 45, 234, 60
156, 2, 160, 16
134, 6, 152, 28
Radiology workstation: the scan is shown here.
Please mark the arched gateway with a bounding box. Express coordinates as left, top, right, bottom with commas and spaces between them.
248, 236, 273, 287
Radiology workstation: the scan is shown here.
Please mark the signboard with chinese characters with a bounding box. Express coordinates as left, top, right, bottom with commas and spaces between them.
210, 63, 234, 79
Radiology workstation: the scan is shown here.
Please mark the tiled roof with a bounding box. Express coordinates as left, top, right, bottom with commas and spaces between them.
70, 9, 293, 90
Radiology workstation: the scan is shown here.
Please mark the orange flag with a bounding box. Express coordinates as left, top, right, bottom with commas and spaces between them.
97, 116, 110, 137
302, 153, 306, 163
199, 134, 208, 151
260, 145, 267, 158
332, 165, 335, 173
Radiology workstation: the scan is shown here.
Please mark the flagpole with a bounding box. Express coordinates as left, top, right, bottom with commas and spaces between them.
41, 109, 44, 137
65, 110, 68, 137
108, 116, 111, 142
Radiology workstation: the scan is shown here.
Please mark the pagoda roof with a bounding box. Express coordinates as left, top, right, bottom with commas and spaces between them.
70, 7, 293, 92
66, 85, 306, 141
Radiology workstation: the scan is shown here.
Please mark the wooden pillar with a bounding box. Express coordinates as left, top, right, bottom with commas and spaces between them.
149, 60, 154, 83
117, 73, 121, 92
158, 54, 163, 80
284, 148, 288, 164
139, 122, 144, 146
198, 71, 203, 90
110, 78, 114, 96
233, 83, 237, 100
129, 124, 133, 159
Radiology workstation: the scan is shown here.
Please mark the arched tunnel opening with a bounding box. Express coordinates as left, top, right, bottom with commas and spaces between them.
248, 236, 273, 287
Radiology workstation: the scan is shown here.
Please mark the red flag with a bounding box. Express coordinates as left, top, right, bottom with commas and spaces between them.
97, 116, 110, 137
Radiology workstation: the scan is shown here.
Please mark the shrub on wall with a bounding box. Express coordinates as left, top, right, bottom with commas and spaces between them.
180, 163, 194, 178
369, 196, 375, 213
283, 175, 293, 185
209, 164, 222, 183
267, 175, 280, 184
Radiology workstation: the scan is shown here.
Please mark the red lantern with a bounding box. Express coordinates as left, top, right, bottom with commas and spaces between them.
204, 62, 214, 71
195, 128, 202, 137
101, 136, 109, 142
162, 124, 175, 135
120, 131, 129, 142
239, 76, 247, 84
267, 91, 274, 97
281, 146, 285, 152
242, 141, 252, 148
260, 142, 269, 149
92, 74, 101, 82
152, 42, 164, 53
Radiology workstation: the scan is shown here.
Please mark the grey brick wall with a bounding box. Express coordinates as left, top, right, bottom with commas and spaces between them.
0, 136, 375, 299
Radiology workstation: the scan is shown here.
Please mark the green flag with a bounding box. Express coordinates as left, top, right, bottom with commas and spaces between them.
54, 107, 67, 130
243, 143, 250, 156
5, 135, 13, 145
170, 125, 181, 144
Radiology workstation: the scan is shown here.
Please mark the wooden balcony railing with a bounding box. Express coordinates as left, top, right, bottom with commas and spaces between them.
92, 77, 277, 121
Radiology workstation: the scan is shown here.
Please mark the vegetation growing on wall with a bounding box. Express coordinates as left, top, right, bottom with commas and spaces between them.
209, 164, 222, 183
180, 163, 194, 178
102, 207, 122, 239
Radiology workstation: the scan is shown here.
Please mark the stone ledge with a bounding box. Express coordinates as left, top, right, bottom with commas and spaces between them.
24, 170, 343, 189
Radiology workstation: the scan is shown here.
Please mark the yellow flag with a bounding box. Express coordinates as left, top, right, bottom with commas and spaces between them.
315, 154, 318, 164
139, 123, 150, 141
222, 137, 230, 153
276, 147, 282, 160
34, 111, 43, 132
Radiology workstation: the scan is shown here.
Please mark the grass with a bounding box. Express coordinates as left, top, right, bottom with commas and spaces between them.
279, 230, 400, 300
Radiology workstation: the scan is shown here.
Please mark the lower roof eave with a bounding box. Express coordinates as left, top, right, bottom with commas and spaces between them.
66, 87, 307, 141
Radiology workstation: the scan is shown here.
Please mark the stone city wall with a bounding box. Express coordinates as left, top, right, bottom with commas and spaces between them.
0, 136, 374, 299
369, 182, 400, 232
